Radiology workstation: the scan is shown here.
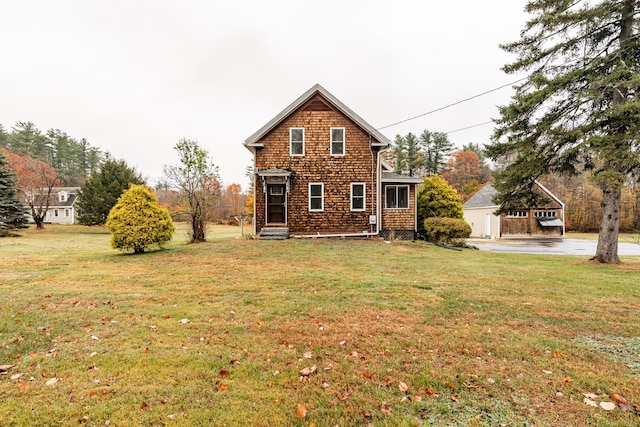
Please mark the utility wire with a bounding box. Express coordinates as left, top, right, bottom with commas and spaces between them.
376, 77, 527, 131
446, 120, 494, 134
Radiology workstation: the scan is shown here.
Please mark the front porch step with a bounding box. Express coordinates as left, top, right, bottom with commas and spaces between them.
258, 227, 289, 240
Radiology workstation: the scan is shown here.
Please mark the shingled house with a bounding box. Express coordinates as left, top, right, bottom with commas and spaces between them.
244, 84, 422, 240
463, 182, 565, 239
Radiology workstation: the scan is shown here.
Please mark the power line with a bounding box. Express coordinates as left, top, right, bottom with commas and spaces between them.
376, 77, 527, 131
446, 120, 494, 134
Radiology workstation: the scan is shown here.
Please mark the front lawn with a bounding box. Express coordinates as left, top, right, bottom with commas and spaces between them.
1, 226, 639, 425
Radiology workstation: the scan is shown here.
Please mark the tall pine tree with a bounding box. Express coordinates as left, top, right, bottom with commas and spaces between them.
0, 151, 29, 236
77, 159, 145, 225
486, 0, 639, 263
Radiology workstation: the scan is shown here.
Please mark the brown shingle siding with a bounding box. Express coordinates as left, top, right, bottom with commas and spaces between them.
254, 97, 379, 234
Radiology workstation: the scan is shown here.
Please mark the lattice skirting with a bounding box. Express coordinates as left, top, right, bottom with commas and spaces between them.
380, 230, 416, 241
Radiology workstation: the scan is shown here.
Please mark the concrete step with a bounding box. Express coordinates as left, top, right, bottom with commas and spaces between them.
258, 227, 289, 240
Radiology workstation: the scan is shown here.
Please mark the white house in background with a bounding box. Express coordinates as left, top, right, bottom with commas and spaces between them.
28, 187, 80, 225
463, 182, 565, 239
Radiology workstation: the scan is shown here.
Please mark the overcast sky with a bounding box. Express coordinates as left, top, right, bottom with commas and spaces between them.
1, 1, 529, 189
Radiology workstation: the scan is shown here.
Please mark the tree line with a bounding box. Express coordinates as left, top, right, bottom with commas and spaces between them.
0, 122, 104, 186
390, 128, 640, 236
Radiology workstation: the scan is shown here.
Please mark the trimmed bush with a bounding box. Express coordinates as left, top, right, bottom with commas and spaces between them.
423, 217, 471, 244
106, 185, 174, 254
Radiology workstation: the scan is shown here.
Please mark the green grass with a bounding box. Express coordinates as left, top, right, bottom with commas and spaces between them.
567, 232, 640, 244
1, 224, 640, 426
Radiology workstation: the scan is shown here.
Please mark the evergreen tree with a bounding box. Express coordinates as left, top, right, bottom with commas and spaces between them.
416, 175, 463, 235
392, 134, 407, 175
420, 130, 454, 176
77, 159, 145, 225
106, 185, 174, 254
0, 151, 29, 236
486, 0, 639, 263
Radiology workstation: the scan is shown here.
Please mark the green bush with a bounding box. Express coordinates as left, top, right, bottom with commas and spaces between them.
423, 217, 471, 244
106, 185, 174, 254
417, 175, 463, 235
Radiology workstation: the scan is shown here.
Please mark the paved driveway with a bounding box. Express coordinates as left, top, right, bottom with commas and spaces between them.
471, 238, 640, 256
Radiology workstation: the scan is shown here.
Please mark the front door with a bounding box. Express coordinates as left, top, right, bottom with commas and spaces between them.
267, 184, 286, 224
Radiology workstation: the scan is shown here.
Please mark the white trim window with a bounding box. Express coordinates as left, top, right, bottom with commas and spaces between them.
65, 209, 70, 217
54, 209, 59, 217
506, 211, 528, 218
59, 192, 67, 202
350, 183, 365, 211
290, 128, 304, 156
534, 211, 556, 218
330, 127, 345, 156
309, 183, 324, 212
385, 185, 409, 209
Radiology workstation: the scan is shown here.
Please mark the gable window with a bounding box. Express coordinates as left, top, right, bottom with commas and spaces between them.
309, 183, 324, 212
290, 128, 304, 156
59, 192, 67, 202
506, 211, 528, 218
386, 185, 409, 209
534, 211, 556, 218
351, 183, 365, 211
330, 128, 345, 156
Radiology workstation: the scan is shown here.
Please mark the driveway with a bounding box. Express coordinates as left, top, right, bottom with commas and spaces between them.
471, 238, 640, 256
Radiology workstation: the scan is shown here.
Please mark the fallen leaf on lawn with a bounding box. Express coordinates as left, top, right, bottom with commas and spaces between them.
45, 377, 59, 386
600, 401, 616, 411
90, 392, 98, 399
583, 398, 598, 408
141, 401, 148, 410
398, 382, 408, 393
273, 370, 280, 376
10, 373, 22, 381
414, 394, 423, 402
340, 391, 351, 401
299, 365, 317, 376
297, 404, 307, 418
362, 371, 373, 380
562, 377, 571, 383
29, 351, 37, 357
445, 382, 456, 390
618, 403, 640, 414
381, 404, 392, 415
217, 384, 228, 392
0, 364, 14, 372
542, 370, 552, 375
258, 318, 265, 326
18, 381, 28, 389
424, 388, 437, 396
553, 351, 562, 358
91, 336, 99, 340
303, 352, 312, 359
219, 370, 229, 377
178, 319, 190, 324
89, 352, 98, 358
230, 359, 239, 365
610, 393, 630, 405
451, 395, 459, 402
583, 393, 599, 399
339, 340, 346, 346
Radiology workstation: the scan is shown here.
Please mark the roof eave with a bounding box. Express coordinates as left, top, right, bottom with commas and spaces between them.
244, 84, 390, 147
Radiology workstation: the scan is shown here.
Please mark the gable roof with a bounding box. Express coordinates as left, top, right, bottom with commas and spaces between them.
463, 181, 565, 209
463, 184, 499, 209
244, 84, 390, 148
